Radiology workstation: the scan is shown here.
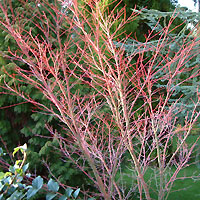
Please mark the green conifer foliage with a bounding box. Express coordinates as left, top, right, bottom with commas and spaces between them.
101, 0, 175, 41
0, 0, 86, 188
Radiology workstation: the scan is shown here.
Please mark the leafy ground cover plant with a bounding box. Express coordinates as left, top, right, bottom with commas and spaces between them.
0, 0, 199, 199
0, 144, 81, 200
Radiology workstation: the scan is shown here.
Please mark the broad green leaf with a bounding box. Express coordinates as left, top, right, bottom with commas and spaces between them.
13, 144, 27, 156
58, 196, 68, 200
7, 190, 23, 200
0, 182, 4, 191
88, 198, 95, 200
32, 176, 43, 190
17, 183, 26, 190
47, 179, 59, 192
15, 168, 23, 175
4, 171, 12, 177
73, 188, 80, 199
0, 172, 4, 179
27, 187, 39, 199
3, 176, 12, 185
65, 187, 73, 197
22, 163, 29, 173
46, 193, 57, 200
9, 165, 17, 173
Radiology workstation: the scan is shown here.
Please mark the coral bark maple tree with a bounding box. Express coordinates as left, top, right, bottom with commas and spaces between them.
0, 0, 199, 199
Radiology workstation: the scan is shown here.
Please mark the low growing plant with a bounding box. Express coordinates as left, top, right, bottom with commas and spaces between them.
0, 144, 81, 200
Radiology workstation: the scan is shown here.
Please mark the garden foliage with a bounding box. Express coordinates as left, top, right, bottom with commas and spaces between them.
0, 144, 81, 200
116, 7, 200, 125
0, 0, 86, 188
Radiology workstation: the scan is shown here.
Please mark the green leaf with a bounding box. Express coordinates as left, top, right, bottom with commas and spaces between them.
22, 163, 29, 173
27, 187, 39, 199
73, 188, 80, 199
9, 166, 15, 173
65, 187, 73, 197
88, 198, 95, 200
13, 144, 27, 156
15, 168, 23, 175
7, 190, 23, 200
0, 148, 4, 156
32, 176, 43, 190
13, 147, 20, 157
4, 171, 12, 177
0, 182, 4, 191
47, 179, 59, 192
0, 172, 4, 179
46, 193, 57, 200
15, 160, 22, 166
58, 196, 68, 200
